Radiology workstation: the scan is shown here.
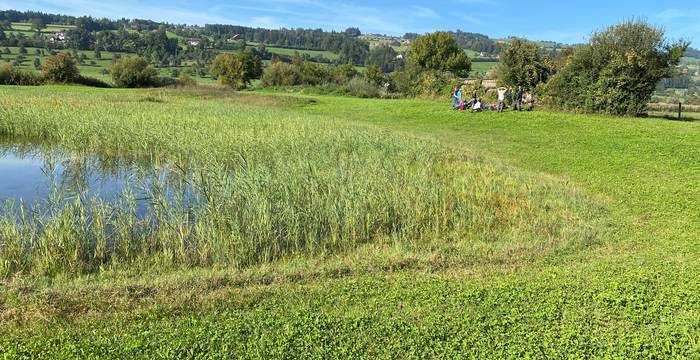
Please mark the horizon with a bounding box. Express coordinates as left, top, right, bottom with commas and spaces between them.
1, 0, 698, 46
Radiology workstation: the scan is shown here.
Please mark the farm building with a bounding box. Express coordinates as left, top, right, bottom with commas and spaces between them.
184, 38, 201, 46
47, 32, 66, 43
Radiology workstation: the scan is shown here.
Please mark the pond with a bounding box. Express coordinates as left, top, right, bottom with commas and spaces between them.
0, 140, 200, 217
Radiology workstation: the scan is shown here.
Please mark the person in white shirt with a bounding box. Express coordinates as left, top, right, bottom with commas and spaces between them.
472, 98, 482, 112
497, 87, 507, 112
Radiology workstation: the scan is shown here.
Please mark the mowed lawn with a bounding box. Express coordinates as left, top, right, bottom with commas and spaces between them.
1, 86, 699, 358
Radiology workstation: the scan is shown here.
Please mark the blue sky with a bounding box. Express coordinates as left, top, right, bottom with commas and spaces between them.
1, 0, 698, 45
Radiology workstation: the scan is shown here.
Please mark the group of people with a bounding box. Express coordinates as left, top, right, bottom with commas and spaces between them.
452, 85, 533, 112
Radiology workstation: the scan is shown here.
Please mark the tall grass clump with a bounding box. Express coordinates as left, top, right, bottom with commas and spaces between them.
0, 88, 603, 277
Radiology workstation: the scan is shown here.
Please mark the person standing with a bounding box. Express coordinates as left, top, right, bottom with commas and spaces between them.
452, 85, 462, 109
515, 86, 524, 111
507, 87, 514, 108
497, 87, 507, 112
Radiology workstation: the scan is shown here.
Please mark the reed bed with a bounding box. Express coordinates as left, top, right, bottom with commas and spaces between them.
0, 87, 601, 277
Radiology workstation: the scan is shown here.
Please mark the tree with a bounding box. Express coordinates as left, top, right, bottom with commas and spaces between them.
210, 50, 262, 89
407, 32, 471, 77
496, 39, 553, 89
30, 18, 46, 33
43, 53, 79, 83
364, 64, 385, 86
344, 27, 361, 37
366, 45, 401, 73
111, 56, 158, 87
546, 20, 688, 115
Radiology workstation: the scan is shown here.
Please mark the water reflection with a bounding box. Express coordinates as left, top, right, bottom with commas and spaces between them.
0, 139, 200, 217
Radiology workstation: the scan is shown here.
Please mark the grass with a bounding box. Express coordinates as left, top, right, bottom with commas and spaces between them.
2, 46, 219, 84
1, 86, 699, 357
10, 23, 76, 33
470, 61, 498, 76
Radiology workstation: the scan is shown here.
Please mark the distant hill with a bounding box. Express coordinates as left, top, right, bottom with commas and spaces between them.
685, 47, 700, 59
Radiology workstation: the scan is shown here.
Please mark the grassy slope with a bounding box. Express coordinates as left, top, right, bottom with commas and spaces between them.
1, 87, 699, 358
3, 46, 218, 84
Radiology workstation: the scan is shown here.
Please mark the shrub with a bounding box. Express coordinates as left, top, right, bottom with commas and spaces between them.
496, 39, 554, 89
364, 64, 386, 86
211, 50, 262, 90
43, 53, 80, 83
390, 68, 456, 98
74, 76, 112, 88
261, 61, 301, 86
0, 63, 44, 85
298, 61, 331, 85
546, 20, 688, 115
332, 64, 358, 84
175, 72, 197, 87
111, 56, 158, 88
346, 76, 380, 98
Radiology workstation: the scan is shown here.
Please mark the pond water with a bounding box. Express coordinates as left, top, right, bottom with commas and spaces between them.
0, 140, 199, 217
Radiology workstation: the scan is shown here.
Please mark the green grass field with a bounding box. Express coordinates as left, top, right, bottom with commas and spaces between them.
0, 86, 699, 358
471, 61, 498, 75
1, 46, 218, 84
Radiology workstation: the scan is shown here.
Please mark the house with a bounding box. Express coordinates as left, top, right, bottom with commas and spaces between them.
229, 34, 241, 41
48, 32, 66, 43
184, 38, 201, 46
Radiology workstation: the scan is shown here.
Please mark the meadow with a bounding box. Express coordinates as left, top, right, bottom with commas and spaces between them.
0, 85, 699, 358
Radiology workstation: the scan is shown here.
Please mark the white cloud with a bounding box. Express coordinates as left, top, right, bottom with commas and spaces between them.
657, 9, 695, 22
411, 6, 439, 19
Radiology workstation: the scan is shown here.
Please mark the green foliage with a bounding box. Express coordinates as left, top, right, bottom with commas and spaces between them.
211, 50, 262, 89
546, 20, 689, 115
331, 63, 358, 84
0, 63, 44, 85
390, 68, 457, 98
496, 39, 553, 89
366, 45, 401, 73
111, 56, 158, 88
364, 64, 386, 86
407, 32, 471, 77
42, 53, 80, 83
261, 61, 301, 86
346, 76, 380, 98
175, 72, 197, 87
29, 17, 46, 32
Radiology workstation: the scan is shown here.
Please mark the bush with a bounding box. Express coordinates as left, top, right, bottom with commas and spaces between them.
211, 50, 262, 90
332, 64, 358, 84
43, 53, 79, 83
496, 39, 553, 89
346, 76, 380, 98
364, 64, 386, 86
74, 76, 112, 88
261, 61, 301, 87
111, 56, 158, 88
298, 61, 331, 85
390, 68, 456, 98
546, 20, 688, 115
0, 64, 44, 85
175, 72, 197, 87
